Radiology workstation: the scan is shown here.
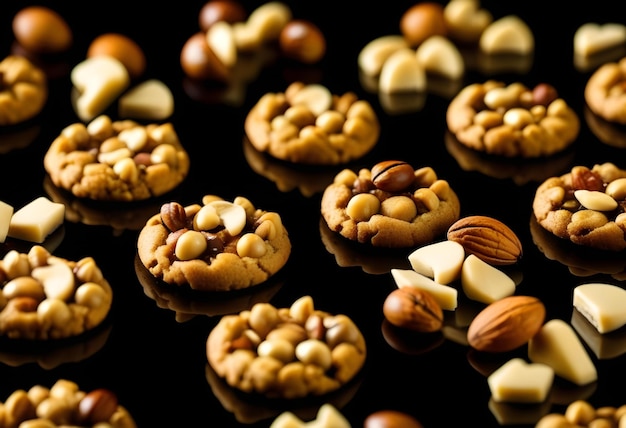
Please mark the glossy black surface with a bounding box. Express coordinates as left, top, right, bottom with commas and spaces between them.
0, 1, 624, 426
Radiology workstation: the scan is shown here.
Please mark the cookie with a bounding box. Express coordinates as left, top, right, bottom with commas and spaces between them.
206, 295, 366, 399
136, 195, 291, 291
585, 56, 626, 125
0, 245, 112, 340
0, 55, 47, 126
532, 162, 626, 251
446, 80, 579, 157
43, 115, 190, 201
321, 160, 461, 248
244, 81, 380, 165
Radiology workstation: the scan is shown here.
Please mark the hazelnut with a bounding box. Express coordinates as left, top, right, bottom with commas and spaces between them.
383, 288, 443, 333
400, 2, 447, 48
279, 19, 326, 64
371, 160, 415, 192
87, 33, 146, 79
78, 389, 118, 424
532, 83, 558, 106
12, 6, 72, 54
199, 0, 247, 31
180, 32, 229, 82
365, 410, 424, 428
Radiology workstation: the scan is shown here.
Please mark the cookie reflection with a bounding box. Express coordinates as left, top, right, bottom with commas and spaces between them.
135, 254, 283, 321
0, 123, 40, 154
584, 105, 626, 149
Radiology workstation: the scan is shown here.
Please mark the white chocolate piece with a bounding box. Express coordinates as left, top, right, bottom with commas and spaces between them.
461, 254, 516, 304
7, 197, 65, 243
207, 20, 237, 68
415, 35, 465, 79
479, 15, 534, 55
574, 189, 618, 211
71, 56, 130, 121
270, 403, 350, 428
0, 200, 14, 243
408, 240, 464, 284
574, 23, 626, 57
571, 310, 626, 360
378, 48, 426, 94
487, 358, 554, 403
573, 283, 626, 333
358, 35, 409, 76
391, 268, 458, 310
31, 262, 75, 302
118, 79, 174, 120
443, 0, 493, 44
528, 319, 597, 386
289, 84, 332, 116
206, 200, 247, 236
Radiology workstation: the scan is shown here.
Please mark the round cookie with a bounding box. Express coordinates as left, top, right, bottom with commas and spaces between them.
321, 160, 461, 248
0, 55, 47, 126
585, 56, 626, 124
206, 295, 366, 399
137, 195, 291, 291
0, 245, 112, 341
446, 80, 579, 158
532, 162, 626, 251
43, 115, 190, 201
244, 81, 380, 165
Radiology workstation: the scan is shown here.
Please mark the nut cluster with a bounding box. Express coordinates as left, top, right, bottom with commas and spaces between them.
207, 295, 366, 399
536, 399, 626, 428
0, 55, 48, 126
0, 246, 112, 340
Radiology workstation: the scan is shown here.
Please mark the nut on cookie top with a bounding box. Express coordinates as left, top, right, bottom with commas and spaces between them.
446, 80, 579, 158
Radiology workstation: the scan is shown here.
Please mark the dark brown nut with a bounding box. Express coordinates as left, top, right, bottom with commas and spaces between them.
180, 32, 229, 82
12, 6, 72, 54
382, 288, 443, 333
364, 410, 424, 428
279, 19, 326, 64
160, 202, 187, 232
371, 160, 415, 192
467, 295, 545, 353
400, 2, 447, 48
199, 0, 247, 31
532, 83, 558, 106
78, 389, 118, 424
571, 166, 604, 191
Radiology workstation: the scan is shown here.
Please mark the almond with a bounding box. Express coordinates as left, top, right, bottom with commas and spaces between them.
467, 295, 545, 353
446, 215, 522, 265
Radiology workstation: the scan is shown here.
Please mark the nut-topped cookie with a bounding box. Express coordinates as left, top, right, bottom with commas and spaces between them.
244, 81, 380, 165
136, 195, 291, 291
446, 80, 579, 157
585, 56, 626, 124
43, 115, 190, 201
533, 162, 626, 251
321, 160, 461, 248
206, 295, 366, 399
0, 55, 47, 126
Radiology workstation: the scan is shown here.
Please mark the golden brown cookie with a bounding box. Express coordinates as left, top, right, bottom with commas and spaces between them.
0, 55, 47, 126
206, 295, 366, 399
446, 80, 579, 157
244, 81, 380, 165
43, 115, 190, 201
136, 195, 291, 291
532, 162, 626, 251
0, 246, 112, 340
321, 160, 461, 248
585, 56, 626, 124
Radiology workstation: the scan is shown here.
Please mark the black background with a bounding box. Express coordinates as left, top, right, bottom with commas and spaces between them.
0, 1, 624, 427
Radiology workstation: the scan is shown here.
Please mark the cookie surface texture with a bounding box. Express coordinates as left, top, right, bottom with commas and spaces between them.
321, 161, 461, 248
0, 55, 47, 126
43, 115, 190, 201
137, 195, 291, 291
533, 162, 626, 251
446, 80, 579, 157
585, 56, 626, 124
244, 81, 380, 165
206, 295, 366, 399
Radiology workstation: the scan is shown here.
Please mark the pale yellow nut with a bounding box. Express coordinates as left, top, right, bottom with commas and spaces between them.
236, 233, 267, 258
378, 47, 426, 94
150, 143, 178, 166
257, 338, 295, 363
503, 108, 534, 128
479, 15, 534, 54
289, 84, 332, 116
118, 126, 148, 151
358, 35, 409, 76
97, 147, 132, 165
208, 200, 247, 235
193, 204, 220, 230
2, 276, 45, 300
334, 169, 358, 186
175, 230, 207, 260
289, 295, 314, 324
206, 20, 237, 68
605, 178, 626, 200
37, 298, 72, 329
574, 190, 618, 211
346, 193, 380, 221
295, 339, 332, 369
113, 157, 139, 183
31, 262, 75, 302
380, 196, 417, 222
415, 35, 464, 80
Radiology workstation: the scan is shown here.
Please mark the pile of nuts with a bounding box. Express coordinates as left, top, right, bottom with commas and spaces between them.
536, 400, 626, 428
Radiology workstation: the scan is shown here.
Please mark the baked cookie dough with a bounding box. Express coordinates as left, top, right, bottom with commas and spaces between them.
321, 160, 461, 248
43, 115, 190, 201
137, 195, 291, 291
585, 56, 626, 124
206, 295, 366, 399
446, 80, 579, 157
244, 81, 380, 165
532, 162, 626, 251
0, 245, 112, 340
0, 55, 47, 126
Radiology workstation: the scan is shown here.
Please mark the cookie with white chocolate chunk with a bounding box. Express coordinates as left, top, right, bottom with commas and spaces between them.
244, 81, 380, 165
136, 194, 291, 291
321, 160, 461, 248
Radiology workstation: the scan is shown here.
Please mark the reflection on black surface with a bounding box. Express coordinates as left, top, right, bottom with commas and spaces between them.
488, 397, 551, 426
0, 224, 65, 257
574, 45, 626, 73
584, 105, 626, 149
381, 319, 445, 355
571, 309, 626, 360
0, 122, 40, 154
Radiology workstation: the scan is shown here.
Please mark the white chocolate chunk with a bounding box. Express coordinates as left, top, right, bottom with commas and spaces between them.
270, 403, 350, 428
207, 20, 237, 68
444, 0, 493, 44
207, 200, 247, 236
378, 48, 426, 94
408, 240, 464, 284
71, 56, 130, 122
574, 23, 626, 57
574, 189, 618, 211
487, 358, 554, 403
479, 15, 534, 55
31, 262, 75, 302
573, 283, 626, 334
461, 254, 516, 304
118, 79, 174, 120
358, 35, 409, 76
0, 200, 14, 243
8, 197, 64, 243
415, 35, 465, 80
391, 268, 458, 310
528, 319, 597, 386
571, 309, 626, 360
290, 84, 332, 116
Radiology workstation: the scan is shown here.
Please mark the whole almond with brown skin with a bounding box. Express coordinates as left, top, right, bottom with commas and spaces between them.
467, 295, 545, 352
447, 215, 522, 265
383, 287, 443, 333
